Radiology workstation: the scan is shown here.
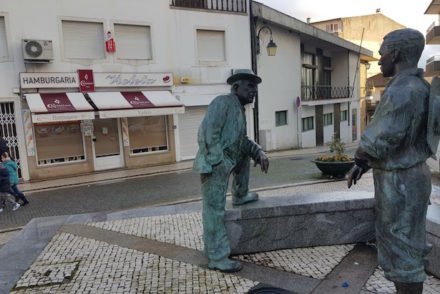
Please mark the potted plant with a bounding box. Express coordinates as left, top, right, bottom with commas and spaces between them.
313, 136, 354, 179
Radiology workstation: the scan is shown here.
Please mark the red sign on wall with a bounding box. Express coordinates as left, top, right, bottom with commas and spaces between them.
78, 69, 95, 92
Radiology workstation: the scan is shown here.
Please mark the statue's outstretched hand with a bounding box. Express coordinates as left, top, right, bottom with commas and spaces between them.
254, 150, 269, 173
347, 165, 367, 188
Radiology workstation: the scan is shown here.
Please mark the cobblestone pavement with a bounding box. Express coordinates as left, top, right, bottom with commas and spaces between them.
363, 267, 440, 294
2, 168, 440, 293
11, 233, 257, 294
8, 207, 440, 293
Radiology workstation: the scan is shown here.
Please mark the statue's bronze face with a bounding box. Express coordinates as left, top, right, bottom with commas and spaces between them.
235, 80, 257, 105
378, 42, 395, 78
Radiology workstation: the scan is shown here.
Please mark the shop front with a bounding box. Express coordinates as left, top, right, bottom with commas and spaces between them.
20, 72, 184, 180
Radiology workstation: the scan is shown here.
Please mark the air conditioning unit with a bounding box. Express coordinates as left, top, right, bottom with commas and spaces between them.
22, 39, 53, 63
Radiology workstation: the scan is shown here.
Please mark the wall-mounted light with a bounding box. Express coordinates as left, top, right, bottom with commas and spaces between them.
365, 63, 371, 70
256, 25, 277, 56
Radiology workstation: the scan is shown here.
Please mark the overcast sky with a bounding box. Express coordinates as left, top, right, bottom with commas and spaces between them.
257, 0, 438, 68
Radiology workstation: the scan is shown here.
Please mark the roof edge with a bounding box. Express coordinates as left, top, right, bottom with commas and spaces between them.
251, 1, 374, 58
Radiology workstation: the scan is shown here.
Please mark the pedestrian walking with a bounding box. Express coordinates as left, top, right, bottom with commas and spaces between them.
2, 152, 28, 206
0, 159, 19, 213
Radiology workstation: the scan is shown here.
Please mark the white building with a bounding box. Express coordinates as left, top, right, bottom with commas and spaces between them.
0, 0, 251, 180
251, 2, 373, 150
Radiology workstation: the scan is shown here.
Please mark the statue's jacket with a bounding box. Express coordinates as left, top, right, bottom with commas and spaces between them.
193, 93, 262, 174
359, 68, 434, 283
360, 68, 432, 170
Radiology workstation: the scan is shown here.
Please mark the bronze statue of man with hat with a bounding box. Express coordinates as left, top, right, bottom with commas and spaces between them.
193, 69, 269, 272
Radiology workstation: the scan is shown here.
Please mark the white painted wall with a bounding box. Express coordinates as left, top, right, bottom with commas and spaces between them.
350, 100, 361, 142
323, 104, 334, 144
332, 51, 349, 88
340, 102, 350, 142
300, 105, 316, 148
257, 22, 301, 151
0, 0, 253, 173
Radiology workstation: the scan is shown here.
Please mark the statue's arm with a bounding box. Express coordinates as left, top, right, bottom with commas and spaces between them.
360, 88, 415, 161
245, 138, 269, 173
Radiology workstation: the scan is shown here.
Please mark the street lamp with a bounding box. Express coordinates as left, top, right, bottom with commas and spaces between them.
256, 25, 277, 56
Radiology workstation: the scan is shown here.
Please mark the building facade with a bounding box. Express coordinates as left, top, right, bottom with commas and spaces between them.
251, 2, 373, 151
311, 12, 404, 134
0, 0, 252, 181
425, 0, 440, 172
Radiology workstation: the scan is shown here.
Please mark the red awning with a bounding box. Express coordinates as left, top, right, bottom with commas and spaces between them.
25, 93, 95, 123
87, 91, 184, 118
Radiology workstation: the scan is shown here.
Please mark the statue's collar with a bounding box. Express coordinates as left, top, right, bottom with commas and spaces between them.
389, 68, 424, 85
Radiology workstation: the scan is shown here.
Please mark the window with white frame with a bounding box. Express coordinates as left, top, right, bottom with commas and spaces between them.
197, 29, 226, 63
275, 111, 287, 127
34, 122, 85, 165
62, 20, 105, 59
325, 23, 340, 33
114, 24, 152, 60
128, 116, 168, 154
340, 110, 348, 121
323, 113, 333, 126
302, 116, 314, 132
0, 16, 8, 59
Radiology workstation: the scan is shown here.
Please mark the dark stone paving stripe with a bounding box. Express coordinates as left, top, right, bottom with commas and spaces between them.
60, 224, 319, 294
311, 244, 378, 294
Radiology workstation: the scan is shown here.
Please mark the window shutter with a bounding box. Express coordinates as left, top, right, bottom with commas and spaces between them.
115, 24, 152, 60
197, 29, 225, 62
0, 17, 8, 58
62, 20, 105, 59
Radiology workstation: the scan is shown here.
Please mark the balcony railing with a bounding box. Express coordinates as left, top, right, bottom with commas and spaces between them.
170, 0, 247, 13
301, 85, 354, 101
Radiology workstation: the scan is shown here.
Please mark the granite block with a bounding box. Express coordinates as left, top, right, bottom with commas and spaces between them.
427, 204, 440, 278
225, 191, 376, 255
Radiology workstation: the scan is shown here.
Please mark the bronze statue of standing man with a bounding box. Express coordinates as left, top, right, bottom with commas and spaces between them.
348, 28, 438, 294
194, 69, 269, 272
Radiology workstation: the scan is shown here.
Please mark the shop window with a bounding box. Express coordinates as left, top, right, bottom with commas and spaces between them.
128, 116, 168, 155
341, 110, 348, 121
323, 113, 333, 126
62, 20, 105, 59
114, 23, 152, 60
35, 122, 85, 165
275, 111, 287, 127
197, 29, 226, 63
0, 16, 8, 60
302, 116, 314, 132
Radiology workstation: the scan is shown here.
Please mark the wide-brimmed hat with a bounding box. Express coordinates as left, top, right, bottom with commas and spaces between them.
226, 69, 262, 85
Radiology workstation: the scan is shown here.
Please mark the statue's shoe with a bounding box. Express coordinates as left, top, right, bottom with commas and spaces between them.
208, 258, 242, 273
232, 192, 259, 206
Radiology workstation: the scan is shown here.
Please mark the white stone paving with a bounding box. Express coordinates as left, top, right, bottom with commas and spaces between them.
363, 267, 440, 294
88, 212, 355, 280
10, 232, 258, 294
89, 212, 204, 251
235, 245, 354, 279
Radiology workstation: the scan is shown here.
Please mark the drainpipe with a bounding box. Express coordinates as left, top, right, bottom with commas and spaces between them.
250, 0, 260, 143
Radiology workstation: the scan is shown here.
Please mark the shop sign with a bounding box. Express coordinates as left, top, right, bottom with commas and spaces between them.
20, 73, 78, 89
94, 73, 173, 87
78, 69, 95, 92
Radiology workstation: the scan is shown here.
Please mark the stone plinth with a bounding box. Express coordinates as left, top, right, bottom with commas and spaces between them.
427, 205, 440, 278
225, 191, 376, 255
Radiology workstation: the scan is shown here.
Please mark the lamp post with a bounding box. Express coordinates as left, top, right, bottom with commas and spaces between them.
256, 25, 277, 56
